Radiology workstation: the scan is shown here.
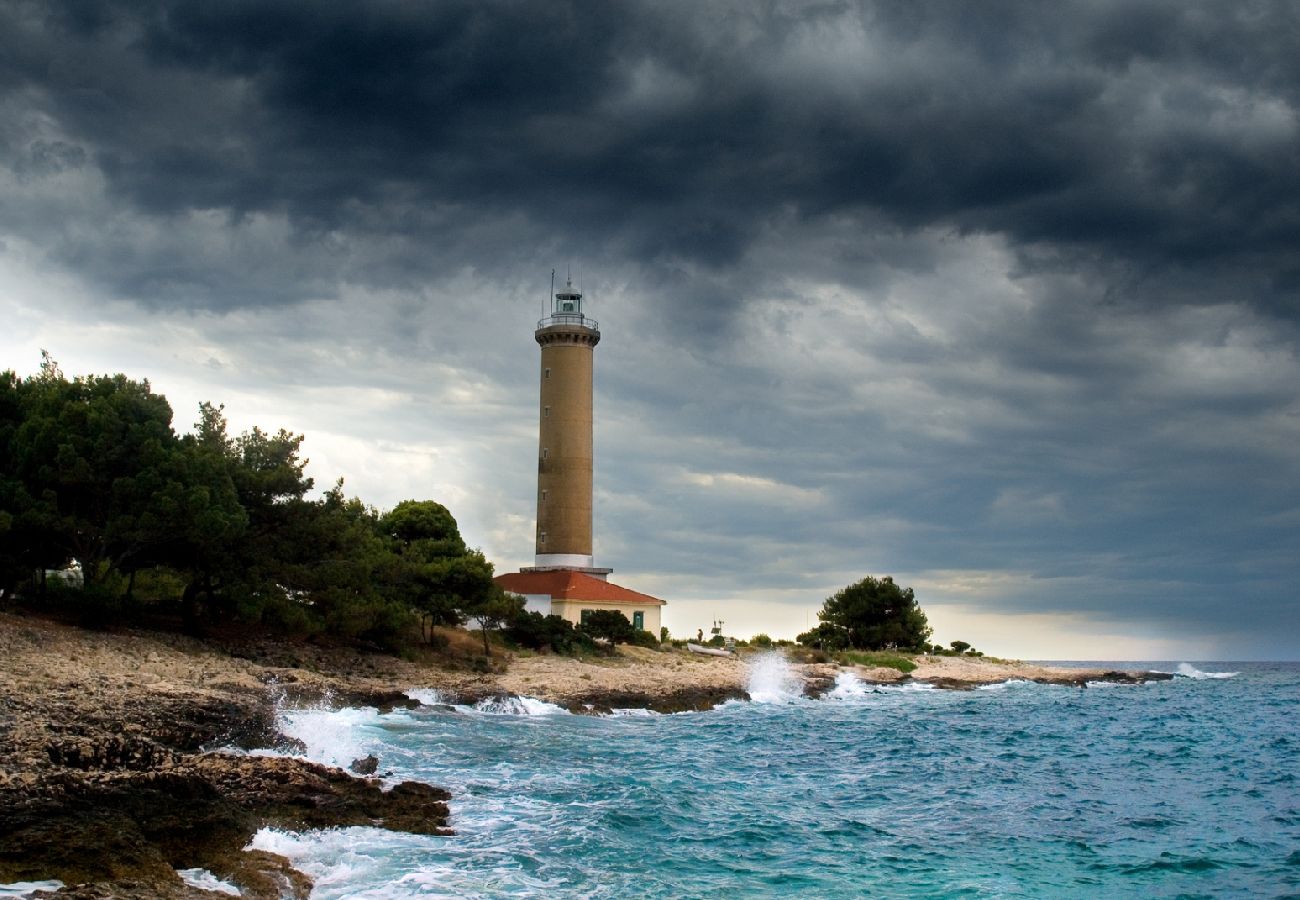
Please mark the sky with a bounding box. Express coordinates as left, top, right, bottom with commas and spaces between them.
2, 1, 1297, 659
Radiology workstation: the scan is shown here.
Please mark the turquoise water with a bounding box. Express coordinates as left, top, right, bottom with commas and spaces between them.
253, 660, 1300, 898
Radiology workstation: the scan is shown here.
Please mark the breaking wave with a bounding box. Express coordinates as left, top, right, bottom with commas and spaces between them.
746, 652, 804, 703
1175, 663, 1239, 680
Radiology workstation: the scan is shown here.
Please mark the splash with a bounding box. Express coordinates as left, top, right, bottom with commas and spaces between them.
746, 653, 804, 703
176, 868, 242, 896
275, 701, 386, 769
1175, 663, 1239, 680
827, 671, 872, 699
404, 688, 447, 706
458, 695, 571, 716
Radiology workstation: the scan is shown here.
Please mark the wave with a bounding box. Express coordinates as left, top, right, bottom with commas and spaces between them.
404, 688, 447, 706
176, 868, 242, 896
827, 671, 874, 699
455, 696, 571, 716
746, 653, 804, 703
0, 882, 65, 899
975, 679, 1033, 692
275, 702, 386, 769
1174, 663, 1239, 680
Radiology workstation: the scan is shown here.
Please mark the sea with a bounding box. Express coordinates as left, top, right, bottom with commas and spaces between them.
12, 657, 1294, 899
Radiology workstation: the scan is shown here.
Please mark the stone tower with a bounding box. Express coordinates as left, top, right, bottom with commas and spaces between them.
531, 276, 607, 573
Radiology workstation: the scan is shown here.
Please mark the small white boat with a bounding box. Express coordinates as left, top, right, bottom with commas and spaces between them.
686, 642, 735, 658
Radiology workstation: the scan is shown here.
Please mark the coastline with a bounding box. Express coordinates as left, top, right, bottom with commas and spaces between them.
1, 611, 1170, 897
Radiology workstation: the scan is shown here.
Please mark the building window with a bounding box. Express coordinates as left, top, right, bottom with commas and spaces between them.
544, 406, 551, 417
581, 609, 591, 625
544, 368, 551, 379
633, 611, 644, 630
540, 490, 547, 501
541, 448, 548, 459
539, 531, 547, 544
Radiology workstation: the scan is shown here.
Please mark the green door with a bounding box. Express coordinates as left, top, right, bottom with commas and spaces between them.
633, 611, 644, 630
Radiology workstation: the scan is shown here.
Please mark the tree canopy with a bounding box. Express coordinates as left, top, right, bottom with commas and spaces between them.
0, 359, 497, 651
797, 575, 932, 651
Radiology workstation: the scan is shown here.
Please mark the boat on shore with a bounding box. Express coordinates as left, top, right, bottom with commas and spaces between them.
686, 642, 735, 658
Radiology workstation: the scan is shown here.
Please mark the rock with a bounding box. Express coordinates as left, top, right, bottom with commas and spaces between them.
187, 753, 452, 835
350, 753, 380, 775
565, 685, 747, 714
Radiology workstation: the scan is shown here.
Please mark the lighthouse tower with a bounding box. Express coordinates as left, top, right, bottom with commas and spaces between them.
530, 276, 609, 574
497, 275, 664, 634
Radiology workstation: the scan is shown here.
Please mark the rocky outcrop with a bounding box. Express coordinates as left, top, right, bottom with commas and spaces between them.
2, 747, 450, 899
563, 685, 749, 714
0, 615, 455, 900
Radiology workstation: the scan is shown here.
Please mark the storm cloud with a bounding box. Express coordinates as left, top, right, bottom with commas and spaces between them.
2, 0, 1297, 656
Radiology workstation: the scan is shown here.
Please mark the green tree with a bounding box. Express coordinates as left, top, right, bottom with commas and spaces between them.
8, 363, 179, 590
461, 585, 523, 656
800, 576, 931, 651
580, 609, 636, 644
949, 640, 971, 654
377, 500, 476, 639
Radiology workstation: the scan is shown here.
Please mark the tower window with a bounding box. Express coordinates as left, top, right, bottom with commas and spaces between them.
541, 447, 548, 459
540, 490, 547, 501
544, 406, 551, 417
539, 531, 547, 544
544, 368, 551, 379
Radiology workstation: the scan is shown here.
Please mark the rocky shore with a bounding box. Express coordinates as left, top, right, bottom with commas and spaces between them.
0, 612, 464, 899
1, 611, 1172, 897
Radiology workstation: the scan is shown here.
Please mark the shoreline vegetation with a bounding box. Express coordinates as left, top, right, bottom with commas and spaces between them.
1, 610, 1173, 899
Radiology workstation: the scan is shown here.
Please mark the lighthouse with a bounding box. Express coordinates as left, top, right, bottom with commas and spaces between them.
532, 276, 604, 572
495, 274, 666, 634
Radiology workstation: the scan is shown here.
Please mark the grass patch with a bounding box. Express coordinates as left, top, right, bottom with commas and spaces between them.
836, 650, 918, 673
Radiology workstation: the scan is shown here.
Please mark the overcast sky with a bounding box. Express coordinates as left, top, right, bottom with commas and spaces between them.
3, 0, 1297, 658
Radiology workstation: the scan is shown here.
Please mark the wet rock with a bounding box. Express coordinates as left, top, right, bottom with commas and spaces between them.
187, 753, 451, 835
350, 753, 379, 775
566, 685, 748, 714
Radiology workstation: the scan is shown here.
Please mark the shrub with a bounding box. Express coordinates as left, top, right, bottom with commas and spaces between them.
629, 628, 660, 649
579, 609, 636, 644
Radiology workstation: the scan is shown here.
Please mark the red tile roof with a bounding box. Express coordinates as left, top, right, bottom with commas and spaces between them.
495, 570, 666, 606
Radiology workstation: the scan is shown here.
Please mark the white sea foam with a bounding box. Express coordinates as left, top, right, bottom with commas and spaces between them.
275, 703, 386, 768
0, 882, 64, 899
456, 695, 571, 716
249, 827, 445, 900
746, 653, 804, 703
1175, 663, 1239, 680
608, 707, 660, 717
827, 671, 873, 699
976, 679, 1033, 692
404, 687, 447, 706
176, 867, 242, 896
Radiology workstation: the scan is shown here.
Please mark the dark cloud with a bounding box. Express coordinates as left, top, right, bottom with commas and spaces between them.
2, 0, 1294, 317
2, 0, 1298, 654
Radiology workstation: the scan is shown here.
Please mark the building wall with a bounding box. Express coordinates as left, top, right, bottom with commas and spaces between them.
517, 593, 552, 616
551, 600, 662, 635
535, 326, 598, 559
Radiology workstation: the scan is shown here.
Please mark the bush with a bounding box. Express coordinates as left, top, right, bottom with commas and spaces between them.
751, 633, 773, 648
629, 628, 660, 649
504, 610, 596, 656
579, 609, 636, 644
837, 649, 917, 673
